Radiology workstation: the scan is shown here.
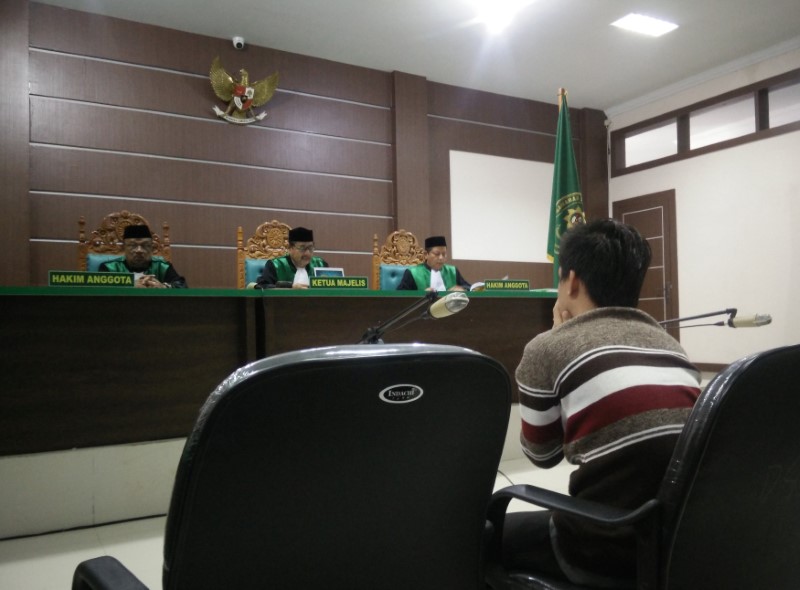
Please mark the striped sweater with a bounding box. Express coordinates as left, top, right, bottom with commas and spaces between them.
515, 306, 701, 582
517, 307, 700, 468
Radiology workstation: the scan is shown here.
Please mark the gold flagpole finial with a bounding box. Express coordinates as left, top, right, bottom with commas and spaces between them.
557, 87, 567, 108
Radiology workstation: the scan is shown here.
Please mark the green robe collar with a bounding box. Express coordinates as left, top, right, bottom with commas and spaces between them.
407, 263, 457, 290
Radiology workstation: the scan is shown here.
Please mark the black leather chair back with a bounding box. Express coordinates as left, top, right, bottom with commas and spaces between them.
658, 343, 800, 589
162, 343, 511, 590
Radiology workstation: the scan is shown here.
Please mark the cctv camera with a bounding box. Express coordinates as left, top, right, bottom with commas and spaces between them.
232, 36, 245, 50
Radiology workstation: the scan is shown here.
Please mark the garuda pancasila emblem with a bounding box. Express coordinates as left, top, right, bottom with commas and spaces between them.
210, 56, 279, 125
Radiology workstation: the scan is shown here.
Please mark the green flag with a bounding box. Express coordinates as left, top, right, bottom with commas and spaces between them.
547, 90, 586, 287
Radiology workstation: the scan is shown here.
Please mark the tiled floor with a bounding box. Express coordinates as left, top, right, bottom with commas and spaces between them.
0, 460, 573, 589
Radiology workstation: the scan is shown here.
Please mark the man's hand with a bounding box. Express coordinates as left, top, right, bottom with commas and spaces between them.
292, 283, 310, 289
136, 275, 167, 288
552, 300, 571, 327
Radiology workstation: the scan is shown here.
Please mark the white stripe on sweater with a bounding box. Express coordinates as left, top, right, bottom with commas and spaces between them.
561, 364, 699, 417
519, 403, 561, 427
572, 424, 687, 463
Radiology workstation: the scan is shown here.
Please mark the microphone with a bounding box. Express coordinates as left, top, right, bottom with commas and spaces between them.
728, 313, 772, 328
424, 291, 469, 319
358, 290, 469, 344
659, 308, 773, 329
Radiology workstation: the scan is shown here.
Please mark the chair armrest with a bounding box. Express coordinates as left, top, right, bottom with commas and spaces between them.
486, 485, 662, 589
72, 556, 149, 590
488, 484, 660, 529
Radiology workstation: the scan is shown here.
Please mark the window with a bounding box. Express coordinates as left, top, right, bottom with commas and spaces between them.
624, 120, 677, 166
690, 95, 755, 150
770, 81, 800, 127
611, 68, 800, 176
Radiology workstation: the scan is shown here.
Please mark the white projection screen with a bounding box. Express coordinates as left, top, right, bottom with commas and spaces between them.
449, 151, 553, 263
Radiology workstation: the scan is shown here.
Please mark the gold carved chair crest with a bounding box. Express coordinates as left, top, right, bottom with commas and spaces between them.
372, 229, 426, 290
78, 211, 170, 272
237, 220, 292, 288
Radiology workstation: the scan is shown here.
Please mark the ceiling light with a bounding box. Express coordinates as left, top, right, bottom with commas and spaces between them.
611, 13, 678, 37
472, 0, 534, 34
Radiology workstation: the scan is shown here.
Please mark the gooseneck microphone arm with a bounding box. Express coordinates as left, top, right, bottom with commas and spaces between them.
659, 308, 772, 328
659, 308, 738, 328
358, 291, 439, 344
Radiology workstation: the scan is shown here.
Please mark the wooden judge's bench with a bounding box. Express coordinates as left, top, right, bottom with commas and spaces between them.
0, 287, 555, 457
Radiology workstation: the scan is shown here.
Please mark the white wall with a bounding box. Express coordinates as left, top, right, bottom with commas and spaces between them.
609, 51, 800, 365
1, 411, 555, 538
611, 131, 800, 364
606, 47, 800, 128
0, 440, 184, 539
450, 151, 553, 263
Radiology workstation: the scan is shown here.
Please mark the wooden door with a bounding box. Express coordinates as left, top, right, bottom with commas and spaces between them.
613, 190, 680, 340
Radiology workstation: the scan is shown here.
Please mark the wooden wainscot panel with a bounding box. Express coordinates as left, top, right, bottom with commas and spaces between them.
0, 293, 254, 455
29, 147, 394, 220
428, 81, 559, 134
30, 98, 393, 180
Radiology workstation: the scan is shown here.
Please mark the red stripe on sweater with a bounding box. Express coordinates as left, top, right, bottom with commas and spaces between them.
521, 418, 563, 445
564, 384, 699, 443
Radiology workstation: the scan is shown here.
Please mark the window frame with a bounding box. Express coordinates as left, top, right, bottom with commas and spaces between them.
611, 67, 800, 177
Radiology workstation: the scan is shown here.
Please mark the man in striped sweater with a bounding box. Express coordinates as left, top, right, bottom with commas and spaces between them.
503, 219, 701, 587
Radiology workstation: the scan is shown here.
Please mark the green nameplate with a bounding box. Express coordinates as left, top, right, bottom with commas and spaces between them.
310, 276, 369, 289
49, 271, 134, 287
483, 279, 530, 291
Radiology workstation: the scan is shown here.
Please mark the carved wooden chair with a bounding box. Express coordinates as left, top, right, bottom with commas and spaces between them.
372, 229, 426, 290
237, 220, 292, 288
78, 211, 170, 272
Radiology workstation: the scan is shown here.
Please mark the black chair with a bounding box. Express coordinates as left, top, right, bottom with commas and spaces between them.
73, 343, 511, 590
485, 343, 800, 590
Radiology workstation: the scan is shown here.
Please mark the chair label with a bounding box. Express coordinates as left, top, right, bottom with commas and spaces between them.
483, 279, 530, 290
310, 276, 369, 289
49, 271, 134, 287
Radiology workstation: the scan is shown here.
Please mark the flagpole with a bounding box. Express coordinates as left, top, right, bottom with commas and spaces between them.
548, 87, 585, 288
552, 88, 566, 287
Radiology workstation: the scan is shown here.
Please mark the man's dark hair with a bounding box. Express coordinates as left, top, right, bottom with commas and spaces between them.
558, 218, 651, 308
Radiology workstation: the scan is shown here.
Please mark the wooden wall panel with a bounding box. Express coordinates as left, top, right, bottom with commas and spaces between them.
29, 146, 393, 218
30, 98, 392, 179
579, 108, 610, 221
24, 3, 398, 289
28, 242, 74, 285
0, 0, 30, 286
393, 72, 430, 234
429, 115, 556, 163
31, 193, 393, 250
18, 2, 608, 290
29, 3, 393, 107
428, 81, 559, 133
29, 51, 392, 143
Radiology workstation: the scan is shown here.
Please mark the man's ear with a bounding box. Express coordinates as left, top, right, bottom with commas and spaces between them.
565, 270, 581, 296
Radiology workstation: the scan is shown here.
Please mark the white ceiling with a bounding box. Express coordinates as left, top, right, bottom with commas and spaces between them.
35, 0, 800, 113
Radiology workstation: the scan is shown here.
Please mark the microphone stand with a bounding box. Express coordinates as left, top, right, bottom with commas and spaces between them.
659, 308, 737, 329
358, 291, 438, 344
